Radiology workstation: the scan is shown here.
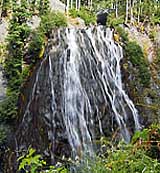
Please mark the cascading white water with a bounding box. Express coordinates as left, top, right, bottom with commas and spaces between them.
16, 26, 141, 161
62, 29, 93, 157
60, 26, 140, 155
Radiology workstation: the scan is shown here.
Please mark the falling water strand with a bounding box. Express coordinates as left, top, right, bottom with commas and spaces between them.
62, 29, 93, 158
86, 26, 141, 141
48, 55, 57, 162
21, 54, 48, 123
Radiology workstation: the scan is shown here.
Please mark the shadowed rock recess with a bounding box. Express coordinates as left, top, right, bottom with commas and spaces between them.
15, 26, 141, 163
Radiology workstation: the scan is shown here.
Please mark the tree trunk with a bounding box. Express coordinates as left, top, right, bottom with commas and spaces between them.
71, 0, 73, 9
125, 0, 129, 23
66, 0, 70, 15
137, 0, 141, 23
90, 0, 92, 9
115, 0, 118, 18
130, 0, 134, 23
0, 0, 3, 17
78, 0, 81, 9
76, 0, 78, 10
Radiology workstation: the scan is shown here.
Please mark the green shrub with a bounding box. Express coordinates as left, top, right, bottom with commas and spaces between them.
149, 30, 157, 41
151, 15, 160, 25
1, 0, 11, 17
77, 8, 96, 25
124, 41, 151, 86
18, 148, 68, 173
115, 26, 129, 42
17, 125, 160, 173
69, 8, 78, 18
0, 91, 18, 121
116, 27, 151, 86
132, 124, 160, 160
125, 41, 144, 65
40, 11, 67, 35
108, 15, 124, 27
74, 140, 160, 173
75, 156, 108, 173
156, 48, 160, 63
26, 11, 67, 64
27, 30, 45, 63
0, 124, 8, 145
38, 0, 50, 15
76, 125, 160, 173
18, 148, 46, 173
69, 8, 96, 26
105, 143, 160, 173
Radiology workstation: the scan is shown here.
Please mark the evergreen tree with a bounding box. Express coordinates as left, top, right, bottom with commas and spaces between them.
5, 0, 31, 91
1, 0, 11, 17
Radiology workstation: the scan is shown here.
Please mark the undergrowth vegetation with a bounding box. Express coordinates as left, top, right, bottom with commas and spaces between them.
69, 7, 96, 25
40, 11, 67, 34
18, 124, 160, 173
108, 14, 124, 27
27, 11, 67, 64
114, 26, 151, 87
124, 41, 151, 86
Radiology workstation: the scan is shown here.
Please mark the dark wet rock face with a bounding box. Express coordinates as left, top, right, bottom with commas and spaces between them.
121, 58, 160, 127
96, 12, 108, 25
15, 26, 141, 167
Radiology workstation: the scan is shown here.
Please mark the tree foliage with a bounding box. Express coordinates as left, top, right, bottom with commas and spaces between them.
0, 0, 66, 147
62, 0, 160, 26
69, 7, 96, 25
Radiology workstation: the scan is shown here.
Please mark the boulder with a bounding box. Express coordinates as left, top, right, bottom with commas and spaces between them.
96, 10, 108, 25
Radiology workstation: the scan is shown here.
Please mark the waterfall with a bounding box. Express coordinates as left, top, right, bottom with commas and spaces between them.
16, 26, 140, 161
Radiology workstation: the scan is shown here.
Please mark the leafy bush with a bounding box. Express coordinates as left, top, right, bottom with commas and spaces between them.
18, 148, 46, 173
17, 125, 160, 173
18, 148, 68, 173
108, 15, 124, 27
75, 125, 160, 173
26, 11, 67, 64
25, 11, 67, 64
151, 15, 160, 25
38, 0, 50, 15
124, 41, 151, 86
0, 91, 18, 121
69, 8, 96, 26
1, 0, 11, 17
115, 26, 129, 43
157, 48, 160, 63
105, 143, 160, 173
132, 124, 160, 160
0, 124, 8, 145
27, 30, 45, 64
149, 29, 157, 41
75, 156, 108, 173
40, 11, 67, 35
69, 8, 78, 18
